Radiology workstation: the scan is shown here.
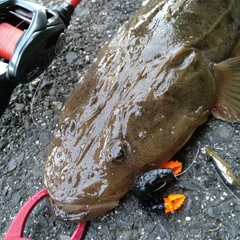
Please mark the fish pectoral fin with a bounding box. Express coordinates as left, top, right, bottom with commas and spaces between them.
211, 56, 240, 123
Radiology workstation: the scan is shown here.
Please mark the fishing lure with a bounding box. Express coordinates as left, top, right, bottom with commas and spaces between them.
132, 161, 186, 213
206, 149, 239, 186
132, 147, 201, 213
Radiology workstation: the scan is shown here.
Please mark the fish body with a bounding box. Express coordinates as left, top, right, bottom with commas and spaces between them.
43, 0, 240, 222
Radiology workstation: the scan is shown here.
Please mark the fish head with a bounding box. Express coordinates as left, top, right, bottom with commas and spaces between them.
43, 111, 143, 222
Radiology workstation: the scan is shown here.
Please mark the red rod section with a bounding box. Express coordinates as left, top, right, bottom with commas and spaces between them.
0, 23, 23, 61
67, 0, 82, 8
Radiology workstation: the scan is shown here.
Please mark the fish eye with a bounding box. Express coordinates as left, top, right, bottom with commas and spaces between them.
107, 141, 128, 164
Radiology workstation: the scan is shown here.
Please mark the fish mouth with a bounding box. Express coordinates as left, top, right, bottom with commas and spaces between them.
47, 197, 120, 222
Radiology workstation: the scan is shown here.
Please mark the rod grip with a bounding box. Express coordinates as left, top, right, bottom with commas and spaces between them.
0, 75, 18, 117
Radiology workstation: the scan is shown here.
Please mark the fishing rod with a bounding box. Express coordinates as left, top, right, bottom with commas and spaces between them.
0, 0, 82, 117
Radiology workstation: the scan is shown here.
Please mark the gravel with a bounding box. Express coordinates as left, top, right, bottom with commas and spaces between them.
1, 0, 240, 239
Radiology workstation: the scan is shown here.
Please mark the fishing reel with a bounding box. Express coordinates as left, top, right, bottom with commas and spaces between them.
0, 0, 75, 83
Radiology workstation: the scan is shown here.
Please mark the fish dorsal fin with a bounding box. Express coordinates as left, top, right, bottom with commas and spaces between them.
211, 46, 240, 123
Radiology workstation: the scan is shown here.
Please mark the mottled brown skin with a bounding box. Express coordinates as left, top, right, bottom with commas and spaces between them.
43, 0, 240, 222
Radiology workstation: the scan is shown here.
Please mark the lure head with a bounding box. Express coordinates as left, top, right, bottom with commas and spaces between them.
206, 149, 239, 186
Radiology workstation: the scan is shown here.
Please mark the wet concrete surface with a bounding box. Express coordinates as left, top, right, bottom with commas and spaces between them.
0, 0, 240, 239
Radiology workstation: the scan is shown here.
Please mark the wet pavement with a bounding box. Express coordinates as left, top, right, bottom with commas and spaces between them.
0, 0, 240, 239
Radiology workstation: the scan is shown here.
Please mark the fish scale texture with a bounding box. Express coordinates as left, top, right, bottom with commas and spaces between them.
0, 0, 240, 239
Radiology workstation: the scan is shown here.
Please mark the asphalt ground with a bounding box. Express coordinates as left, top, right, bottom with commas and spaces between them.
0, 0, 240, 239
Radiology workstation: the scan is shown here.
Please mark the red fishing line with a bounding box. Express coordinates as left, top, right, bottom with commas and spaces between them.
0, 23, 24, 61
